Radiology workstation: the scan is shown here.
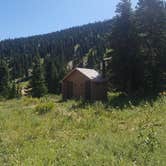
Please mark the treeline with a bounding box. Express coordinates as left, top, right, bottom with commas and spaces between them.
0, 0, 166, 98
0, 20, 112, 79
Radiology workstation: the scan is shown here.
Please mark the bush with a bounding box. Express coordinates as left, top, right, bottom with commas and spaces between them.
34, 102, 54, 115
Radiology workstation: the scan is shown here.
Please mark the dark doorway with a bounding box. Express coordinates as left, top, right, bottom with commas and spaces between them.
85, 81, 91, 100
66, 81, 73, 99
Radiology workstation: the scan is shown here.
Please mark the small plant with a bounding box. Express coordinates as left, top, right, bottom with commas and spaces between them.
133, 120, 160, 165
34, 102, 54, 115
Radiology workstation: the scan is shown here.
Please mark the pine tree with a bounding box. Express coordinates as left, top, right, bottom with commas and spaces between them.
30, 54, 47, 98
73, 44, 83, 68
9, 81, 20, 99
109, 0, 140, 95
45, 58, 59, 93
0, 60, 10, 97
85, 48, 98, 69
135, 0, 166, 93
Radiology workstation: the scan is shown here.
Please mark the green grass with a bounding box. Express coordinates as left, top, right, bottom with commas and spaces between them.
0, 94, 165, 165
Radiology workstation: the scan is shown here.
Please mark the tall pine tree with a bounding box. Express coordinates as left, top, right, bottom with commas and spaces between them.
30, 54, 47, 98
135, 0, 166, 93
0, 60, 10, 97
45, 57, 59, 94
109, 0, 141, 95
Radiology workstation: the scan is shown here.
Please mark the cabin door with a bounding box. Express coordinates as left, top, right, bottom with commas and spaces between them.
85, 81, 91, 100
66, 81, 73, 99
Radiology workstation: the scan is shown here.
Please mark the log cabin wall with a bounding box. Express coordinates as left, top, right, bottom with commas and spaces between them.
91, 81, 107, 101
62, 68, 107, 101
62, 70, 89, 100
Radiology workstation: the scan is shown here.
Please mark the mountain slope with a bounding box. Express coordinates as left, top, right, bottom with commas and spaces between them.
0, 20, 113, 78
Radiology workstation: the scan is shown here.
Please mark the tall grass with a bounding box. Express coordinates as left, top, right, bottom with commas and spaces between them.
0, 94, 165, 165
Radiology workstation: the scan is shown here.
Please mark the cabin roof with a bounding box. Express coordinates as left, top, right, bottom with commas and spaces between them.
63, 67, 106, 82
76, 68, 100, 80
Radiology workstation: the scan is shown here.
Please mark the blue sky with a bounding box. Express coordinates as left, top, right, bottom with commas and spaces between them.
0, 0, 138, 40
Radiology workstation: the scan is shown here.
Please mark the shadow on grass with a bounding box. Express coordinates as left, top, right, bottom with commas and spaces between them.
69, 101, 88, 110
55, 93, 159, 110
56, 99, 64, 103
106, 93, 159, 109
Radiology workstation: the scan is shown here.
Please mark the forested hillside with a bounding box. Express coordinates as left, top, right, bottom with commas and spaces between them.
0, 0, 166, 99
0, 20, 112, 79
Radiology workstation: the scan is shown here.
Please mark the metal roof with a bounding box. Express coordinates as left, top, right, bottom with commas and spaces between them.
63, 67, 106, 82
76, 68, 101, 80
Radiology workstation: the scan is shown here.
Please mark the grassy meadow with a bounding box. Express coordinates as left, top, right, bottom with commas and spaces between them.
0, 93, 165, 165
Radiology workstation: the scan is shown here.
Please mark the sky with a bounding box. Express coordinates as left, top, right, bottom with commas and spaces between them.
0, 0, 138, 40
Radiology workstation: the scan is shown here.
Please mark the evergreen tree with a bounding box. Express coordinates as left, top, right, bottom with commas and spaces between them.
73, 44, 83, 68
0, 60, 10, 97
45, 57, 59, 93
30, 54, 47, 98
9, 81, 20, 99
86, 48, 98, 69
109, 0, 140, 94
135, 0, 166, 93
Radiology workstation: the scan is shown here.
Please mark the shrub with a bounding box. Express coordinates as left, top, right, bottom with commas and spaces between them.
34, 102, 54, 115
132, 121, 160, 165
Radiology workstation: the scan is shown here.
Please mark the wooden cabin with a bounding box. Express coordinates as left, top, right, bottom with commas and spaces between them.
62, 68, 107, 101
